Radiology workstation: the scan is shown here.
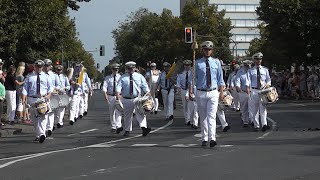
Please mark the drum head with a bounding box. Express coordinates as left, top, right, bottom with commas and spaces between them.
59, 94, 70, 107
50, 95, 60, 110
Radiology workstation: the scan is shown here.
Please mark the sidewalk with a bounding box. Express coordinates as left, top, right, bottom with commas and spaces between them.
0, 123, 34, 137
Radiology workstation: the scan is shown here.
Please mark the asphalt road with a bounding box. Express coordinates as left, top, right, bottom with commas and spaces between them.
1, 91, 320, 180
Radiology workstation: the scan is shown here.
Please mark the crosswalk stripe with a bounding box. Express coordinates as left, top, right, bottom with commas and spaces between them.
88, 144, 116, 148
170, 144, 198, 148
131, 144, 158, 147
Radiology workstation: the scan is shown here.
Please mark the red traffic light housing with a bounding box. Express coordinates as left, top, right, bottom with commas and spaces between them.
184, 27, 193, 44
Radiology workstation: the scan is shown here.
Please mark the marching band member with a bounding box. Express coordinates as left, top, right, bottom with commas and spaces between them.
22, 60, 53, 143
157, 62, 175, 121
79, 68, 92, 119
247, 52, 271, 131
145, 62, 160, 114
235, 60, 252, 127
227, 64, 240, 111
69, 63, 82, 125
189, 41, 225, 147
216, 107, 230, 132
116, 61, 151, 137
43, 59, 61, 136
103, 63, 123, 133
54, 65, 70, 128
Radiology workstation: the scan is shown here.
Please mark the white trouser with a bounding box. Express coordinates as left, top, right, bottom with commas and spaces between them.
216, 108, 228, 129
180, 89, 189, 123
108, 96, 122, 129
161, 89, 174, 118
230, 88, 240, 110
78, 94, 85, 116
55, 107, 65, 125
6, 90, 16, 122
188, 100, 199, 126
196, 90, 219, 142
248, 89, 267, 128
27, 97, 48, 138
69, 94, 80, 122
150, 83, 159, 111
84, 92, 89, 112
122, 98, 147, 131
46, 111, 54, 131
238, 92, 250, 124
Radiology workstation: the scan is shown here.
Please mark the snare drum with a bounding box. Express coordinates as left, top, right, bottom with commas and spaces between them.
31, 98, 49, 117
50, 95, 60, 110
59, 94, 70, 107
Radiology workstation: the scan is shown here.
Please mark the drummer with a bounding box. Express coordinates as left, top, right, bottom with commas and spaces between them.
54, 64, 70, 129
43, 59, 61, 137
22, 60, 53, 143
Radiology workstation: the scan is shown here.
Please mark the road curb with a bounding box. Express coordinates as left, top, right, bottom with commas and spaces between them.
0, 124, 34, 138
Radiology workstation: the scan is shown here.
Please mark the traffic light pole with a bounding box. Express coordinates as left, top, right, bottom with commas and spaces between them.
190, 30, 198, 100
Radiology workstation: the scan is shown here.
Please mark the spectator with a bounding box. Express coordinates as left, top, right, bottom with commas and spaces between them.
15, 64, 28, 123
4, 65, 17, 124
0, 70, 5, 128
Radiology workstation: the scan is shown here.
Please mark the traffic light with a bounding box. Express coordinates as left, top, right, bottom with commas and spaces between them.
100, 45, 105, 56
184, 27, 193, 43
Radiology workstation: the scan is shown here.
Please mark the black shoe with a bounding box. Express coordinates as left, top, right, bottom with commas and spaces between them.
9, 121, 14, 125
116, 127, 123, 134
133, 113, 135, 117
154, 111, 158, 115
142, 127, 151, 136
243, 124, 249, 128
69, 121, 74, 125
84, 112, 87, 116
193, 125, 198, 130
253, 127, 259, 132
261, 125, 270, 132
79, 115, 83, 119
169, 115, 173, 120
47, 130, 52, 137
57, 123, 63, 128
251, 122, 254, 127
110, 129, 116, 133
223, 125, 231, 132
52, 126, 55, 131
201, 141, 208, 147
236, 108, 240, 112
74, 117, 78, 122
34, 137, 39, 141
123, 131, 130, 136
39, 135, 45, 143
210, 140, 217, 147
186, 121, 191, 126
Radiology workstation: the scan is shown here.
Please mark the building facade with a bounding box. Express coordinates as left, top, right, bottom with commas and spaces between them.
180, 0, 261, 57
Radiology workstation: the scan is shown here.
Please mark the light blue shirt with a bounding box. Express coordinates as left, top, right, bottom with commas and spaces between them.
194, 57, 225, 90
47, 71, 61, 90
235, 67, 250, 91
116, 72, 149, 98
22, 71, 53, 97
246, 65, 271, 88
81, 72, 92, 93
227, 71, 237, 87
57, 74, 70, 91
103, 73, 121, 95
176, 70, 191, 90
157, 71, 174, 89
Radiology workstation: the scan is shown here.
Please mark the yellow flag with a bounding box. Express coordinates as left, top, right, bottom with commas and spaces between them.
165, 62, 176, 79
77, 67, 85, 85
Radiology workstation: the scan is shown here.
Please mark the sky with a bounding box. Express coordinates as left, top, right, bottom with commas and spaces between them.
69, 0, 180, 71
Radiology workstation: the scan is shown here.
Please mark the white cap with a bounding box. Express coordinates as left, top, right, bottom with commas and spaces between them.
43, 59, 52, 65
125, 61, 136, 68
201, 41, 213, 49
252, 52, 263, 59
150, 63, 156, 67
243, 60, 252, 65
0, 59, 3, 64
163, 62, 171, 67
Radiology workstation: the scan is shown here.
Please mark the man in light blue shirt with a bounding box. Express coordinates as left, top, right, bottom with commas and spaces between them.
103, 63, 123, 134
235, 59, 252, 127
157, 62, 175, 121
79, 70, 92, 118
116, 61, 151, 137
189, 41, 225, 148
22, 60, 53, 143
227, 64, 240, 111
54, 65, 70, 129
246, 52, 271, 132
43, 59, 62, 137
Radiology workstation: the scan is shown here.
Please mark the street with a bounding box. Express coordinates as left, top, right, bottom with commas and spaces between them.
1, 90, 320, 180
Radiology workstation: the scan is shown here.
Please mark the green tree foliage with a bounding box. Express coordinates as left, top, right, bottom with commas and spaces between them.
249, 0, 320, 66
0, 0, 97, 78
181, 0, 232, 62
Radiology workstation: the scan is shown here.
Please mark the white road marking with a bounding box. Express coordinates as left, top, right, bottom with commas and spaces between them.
194, 133, 220, 138
67, 129, 99, 136
193, 154, 212, 158
256, 117, 277, 140
87, 144, 116, 148
217, 145, 234, 148
0, 120, 174, 169
131, 144, 158, 147
288, 103, 306, 107
170, 144, 197, 148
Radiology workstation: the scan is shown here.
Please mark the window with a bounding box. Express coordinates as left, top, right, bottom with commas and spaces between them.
215, 4, 259, 12
232, 34, 260, 42
231, 19, 261, 27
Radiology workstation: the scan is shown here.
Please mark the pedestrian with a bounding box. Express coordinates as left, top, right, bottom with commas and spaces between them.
157, 62, 175, 121
0, 70, 5, 128
15, 63, 27, 124
116, 61, 151, 137
189, 41, 225, 147
21, 60, 53, 143
4, 65, 17, 125
103, 63, 123, 134
247, 52, 271, 132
